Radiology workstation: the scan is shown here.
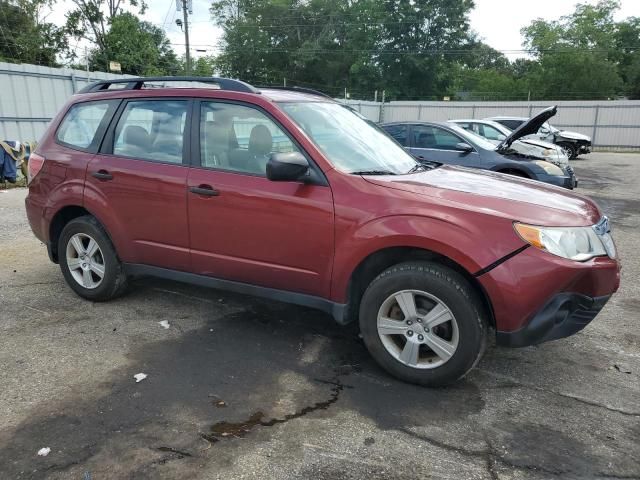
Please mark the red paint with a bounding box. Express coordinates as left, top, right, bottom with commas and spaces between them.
25, 86, 620, 337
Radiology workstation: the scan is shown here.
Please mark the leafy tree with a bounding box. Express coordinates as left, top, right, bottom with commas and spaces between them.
88, 12, 180, 75
0, 0, 68, 65
65, 0, 147, 67
521, 0, 624, 99
614, 17, 640, 98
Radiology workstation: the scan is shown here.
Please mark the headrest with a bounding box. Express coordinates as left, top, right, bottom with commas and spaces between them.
123, 125, 150, 148
248, 124, 272, 156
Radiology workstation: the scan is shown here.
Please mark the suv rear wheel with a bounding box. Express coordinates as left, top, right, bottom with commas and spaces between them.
58, 216, 128, 301
359, 261, 488, 386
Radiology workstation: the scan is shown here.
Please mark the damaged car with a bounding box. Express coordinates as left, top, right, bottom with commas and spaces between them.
486, 114, 591, 159
449, 118, 569, 168
382, 106, 577, 189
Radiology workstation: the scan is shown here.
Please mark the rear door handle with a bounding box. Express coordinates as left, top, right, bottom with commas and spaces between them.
189, 185, 219, 197
92, 170, 113, 181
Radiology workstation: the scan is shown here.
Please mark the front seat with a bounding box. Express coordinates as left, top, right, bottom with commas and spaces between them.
247, 125, 273, 174
417, 131, 436, 148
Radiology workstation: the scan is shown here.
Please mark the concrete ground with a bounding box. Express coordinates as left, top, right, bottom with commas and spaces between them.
0, 152, 638, 480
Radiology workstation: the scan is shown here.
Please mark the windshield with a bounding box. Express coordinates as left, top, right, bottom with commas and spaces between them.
278, 102, 418, 175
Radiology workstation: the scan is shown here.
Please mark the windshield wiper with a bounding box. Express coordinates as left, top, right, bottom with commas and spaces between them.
350, 170, 397, 176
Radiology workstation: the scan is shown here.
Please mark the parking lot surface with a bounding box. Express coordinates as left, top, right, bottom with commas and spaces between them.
1, 152, 639, 480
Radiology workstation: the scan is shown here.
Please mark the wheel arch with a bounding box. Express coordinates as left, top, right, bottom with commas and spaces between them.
342, 246, 495, 328
48, 205, 119, 263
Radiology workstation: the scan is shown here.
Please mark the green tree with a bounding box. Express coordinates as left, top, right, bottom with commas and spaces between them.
0, 0, 68, 65
521, 0, 624, 99
65, 0, 147, 67
614, 17, 640, 98
89, 12, 180, 75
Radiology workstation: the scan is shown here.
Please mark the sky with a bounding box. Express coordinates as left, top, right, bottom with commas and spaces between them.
50, 0, 640, 63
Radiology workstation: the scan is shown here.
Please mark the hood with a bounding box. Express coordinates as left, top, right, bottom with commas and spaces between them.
558, 130, 591, 142
365, 165, 600, 227
519, 138, 560, 150
497, 106, 557, 151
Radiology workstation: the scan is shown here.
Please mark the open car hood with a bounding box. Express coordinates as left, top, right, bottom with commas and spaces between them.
497, 106, 557, 151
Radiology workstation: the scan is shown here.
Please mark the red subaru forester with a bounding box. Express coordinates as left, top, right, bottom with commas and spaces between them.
25, 77, 620, 386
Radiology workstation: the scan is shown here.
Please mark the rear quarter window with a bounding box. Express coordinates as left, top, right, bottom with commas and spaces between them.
56, 100, 117, 151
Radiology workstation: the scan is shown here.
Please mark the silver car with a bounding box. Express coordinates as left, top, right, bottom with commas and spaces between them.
485, 115, 592, 159
449, 119, 569, 167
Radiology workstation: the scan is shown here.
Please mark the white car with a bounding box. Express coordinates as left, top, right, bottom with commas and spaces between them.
449, 119, 570, 167
485, 115, 592, 159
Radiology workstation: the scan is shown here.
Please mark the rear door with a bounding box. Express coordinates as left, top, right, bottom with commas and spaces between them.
409, 124, 481, 167
186, 100, 334, 297
84, 98, 191, 271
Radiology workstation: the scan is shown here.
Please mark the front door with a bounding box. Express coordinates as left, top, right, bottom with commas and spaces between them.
187, 100, 334, 297
86, 98, 191, 271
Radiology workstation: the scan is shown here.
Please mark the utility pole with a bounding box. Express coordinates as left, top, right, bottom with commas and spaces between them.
181, 0, 191, 75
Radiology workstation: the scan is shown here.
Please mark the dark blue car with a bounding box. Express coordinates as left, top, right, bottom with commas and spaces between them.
381, 106, 577, 189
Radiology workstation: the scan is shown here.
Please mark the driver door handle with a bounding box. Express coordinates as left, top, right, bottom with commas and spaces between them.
189, 185, 219, 197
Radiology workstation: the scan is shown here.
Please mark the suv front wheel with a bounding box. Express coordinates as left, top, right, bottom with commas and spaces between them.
58, 216, 128, 301
359, 261, 488, 386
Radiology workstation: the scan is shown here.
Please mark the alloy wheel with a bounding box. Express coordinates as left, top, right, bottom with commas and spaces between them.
376, 289, 459, 369
66, 233, 105, 289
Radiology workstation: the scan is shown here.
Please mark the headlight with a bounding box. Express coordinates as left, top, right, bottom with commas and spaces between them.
514, 221, 616, 261
533, 160, 564, 176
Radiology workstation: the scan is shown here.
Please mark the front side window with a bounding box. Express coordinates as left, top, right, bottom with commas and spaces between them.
279, 102, 417, 175
413, 125, 463, 150
56, 101, 114, 149
113, 100, 187, 164
200, 102, 300, 175
383, 124, 409, 146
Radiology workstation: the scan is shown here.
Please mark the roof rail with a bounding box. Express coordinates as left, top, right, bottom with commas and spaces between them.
259, 85, 334, 100
78, 76, 259, 94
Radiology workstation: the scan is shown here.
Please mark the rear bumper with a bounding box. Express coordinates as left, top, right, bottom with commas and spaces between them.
496, 293, 610, 347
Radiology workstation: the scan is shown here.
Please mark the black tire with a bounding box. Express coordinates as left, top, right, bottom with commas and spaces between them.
58, 215, 128, 301
359, 261, 488, 387
559, 142, 577, 160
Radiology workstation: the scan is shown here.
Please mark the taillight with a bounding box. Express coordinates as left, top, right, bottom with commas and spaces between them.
27, 152, 45, 184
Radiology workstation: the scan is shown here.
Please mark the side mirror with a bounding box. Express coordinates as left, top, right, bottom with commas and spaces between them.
266, 152, 309, 182
539, 127, 550, 134
455, 142, 474, 153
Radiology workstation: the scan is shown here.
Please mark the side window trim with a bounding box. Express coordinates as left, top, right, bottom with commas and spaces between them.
192, 99, 328, 186
55, 99, 120, 153
99, 97, 193, 166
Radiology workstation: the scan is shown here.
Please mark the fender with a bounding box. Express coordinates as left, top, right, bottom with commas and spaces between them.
330, 213, 525, 302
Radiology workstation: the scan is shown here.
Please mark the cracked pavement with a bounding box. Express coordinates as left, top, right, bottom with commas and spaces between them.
0, 152, 639, 479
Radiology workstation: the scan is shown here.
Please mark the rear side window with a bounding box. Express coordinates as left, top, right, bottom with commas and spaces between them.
113, 100, 187, 164
496, 119, 522, 131
56, 101, 115, 150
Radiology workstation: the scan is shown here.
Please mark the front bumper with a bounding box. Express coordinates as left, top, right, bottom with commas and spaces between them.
578, 143, 591, 154
496, 293, 610, 347
539, 172, 578, 189
478, 246, 620, 343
